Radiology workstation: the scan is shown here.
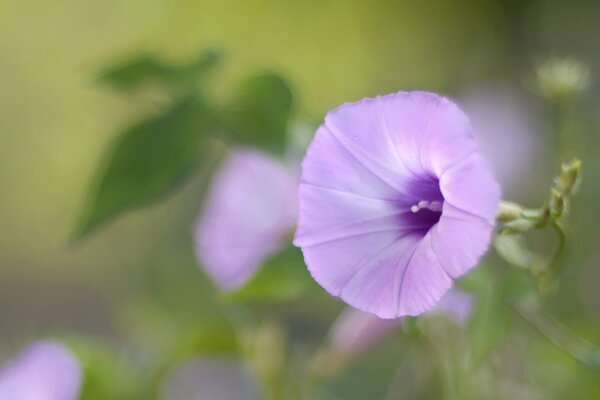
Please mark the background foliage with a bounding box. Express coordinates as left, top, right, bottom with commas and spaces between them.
1, 0, 600, 398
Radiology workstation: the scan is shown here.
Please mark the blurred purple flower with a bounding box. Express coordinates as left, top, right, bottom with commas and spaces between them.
0, 341, 82, 400
432, 288, 473, 324
315, 289, 473, 375
294, 91, 500, 319
195, 149, 298, 290
160, 357, 260, 400
459, 84, 544, 198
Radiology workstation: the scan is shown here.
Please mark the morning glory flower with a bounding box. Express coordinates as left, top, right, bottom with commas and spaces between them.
195, 149, 297, 290
294, 91, 500, 319
0, 341, 82, 400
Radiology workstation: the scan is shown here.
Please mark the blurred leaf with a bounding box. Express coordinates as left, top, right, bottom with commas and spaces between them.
219, 73, 293, 155
503, 269, 539, 303
98, 48, 222, 93
148, 313, 242, 396
224, 245, 319, 302
74, 97, 212, 239
145, 248, 219, 323
467, 267, 512, 364
62, 336, 144, 400
174, 319, 240, 357
320, 337, 410, 400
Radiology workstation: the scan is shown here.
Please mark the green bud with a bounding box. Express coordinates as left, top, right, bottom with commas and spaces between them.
557, 158, 581, 195
549, 189, 566, 218
496, 201, 524, 222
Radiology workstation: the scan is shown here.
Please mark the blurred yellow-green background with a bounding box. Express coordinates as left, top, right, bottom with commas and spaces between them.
0, 0, 504, 334
1, 0, 600, 398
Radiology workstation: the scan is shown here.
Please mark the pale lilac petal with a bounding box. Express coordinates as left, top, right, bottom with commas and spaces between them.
295, 91, 499, 318
323, 99, 437, 201
439, 152, 500, 224
430, 204, 494, 278
301, 231, 411, 301
160, 357, 260, 400
297, 122, 405, 206
195, 149, 297, 290
0, 341, 82, 400
396, 232, 453, 316
339, 233, 423, 318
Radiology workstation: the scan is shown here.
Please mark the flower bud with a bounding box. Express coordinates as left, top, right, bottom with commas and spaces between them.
549, 189, 566, 218
536, 57, 591, 103
557, 158, 581, 195
496, 201, 524, 222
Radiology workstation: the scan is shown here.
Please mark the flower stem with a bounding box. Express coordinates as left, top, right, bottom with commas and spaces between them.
538, 222, 567, 292
512, 304, 600, 368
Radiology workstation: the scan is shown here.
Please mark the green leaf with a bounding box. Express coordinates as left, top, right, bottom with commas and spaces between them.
224, 245, 319, 302
219, 73, 293, 155
62, 336, 144, 400
98, 48, 222, 93
74, 97, 212, 239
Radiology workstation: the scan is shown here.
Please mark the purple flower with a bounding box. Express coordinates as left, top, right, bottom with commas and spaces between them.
459, 84, 545, 199
195, 149, 298, 290
432, 288, 473, 324
0, 341, 82, 400
314, 289, 473, 376
294, 91, 500, 319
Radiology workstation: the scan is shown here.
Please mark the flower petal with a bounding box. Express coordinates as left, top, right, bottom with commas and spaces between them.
0, 341, 82, 400
299, 123, 407, 202
430, 203, 495, 278
324, 94, 443, 201
302, 230, 412, 306
195, 150, 297, 290
439, 152, 500, 223
339, 232, 423, 318
396, 232, 453, 316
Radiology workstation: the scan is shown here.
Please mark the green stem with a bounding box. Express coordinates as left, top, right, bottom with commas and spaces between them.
513, 305, 600, 368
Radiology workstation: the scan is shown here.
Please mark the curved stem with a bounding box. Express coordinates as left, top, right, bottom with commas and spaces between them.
513, 304, 600, 369
549, 222, 567, 273
538, 222, 567, 293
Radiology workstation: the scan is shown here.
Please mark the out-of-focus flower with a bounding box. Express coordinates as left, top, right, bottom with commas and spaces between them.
0, 341, 82, 400
459, 84, 544, 199
314, 289, 473, 376
432, 288, 473, 324
295, 92, 499, 319
536, 57, 591, 103
195, 149, 297, 290
160, 357, 260, 400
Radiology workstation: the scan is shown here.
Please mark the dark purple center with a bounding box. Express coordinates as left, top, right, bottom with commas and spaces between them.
403, 179, 444, 233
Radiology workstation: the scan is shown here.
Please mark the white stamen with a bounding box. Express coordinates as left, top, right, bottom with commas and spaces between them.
429, 201, 443, 212
410, 200, 443, 213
